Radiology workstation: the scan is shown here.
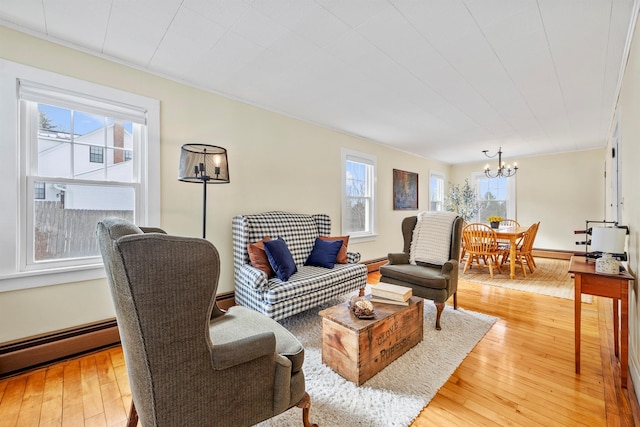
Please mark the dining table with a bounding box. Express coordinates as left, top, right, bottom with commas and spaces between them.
493, 226, 529, 279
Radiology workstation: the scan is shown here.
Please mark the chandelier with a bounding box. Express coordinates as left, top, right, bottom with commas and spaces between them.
483, 147, 518, 178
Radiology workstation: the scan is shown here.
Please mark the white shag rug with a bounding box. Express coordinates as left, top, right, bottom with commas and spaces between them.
256, 296, 497, 427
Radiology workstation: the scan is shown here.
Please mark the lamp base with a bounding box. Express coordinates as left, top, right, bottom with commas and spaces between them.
595, 253, 620, 274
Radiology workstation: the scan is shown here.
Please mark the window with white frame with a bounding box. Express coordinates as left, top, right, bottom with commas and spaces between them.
0, 60, 160, 291
342, 148, 376, 240
429, 171, 445, 211
471, 172, 516, 223
89, 145, 105, 163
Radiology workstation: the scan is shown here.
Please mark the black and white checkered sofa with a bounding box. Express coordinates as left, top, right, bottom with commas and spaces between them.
232, 211, 367, 321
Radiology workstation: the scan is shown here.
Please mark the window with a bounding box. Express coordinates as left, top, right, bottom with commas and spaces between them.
89, 145, 105, 163
429, 171, 445, 211
471, 173, 516, 222
0, 60, 160, 291
342, 148, 376, 240
34, 182, 45, 200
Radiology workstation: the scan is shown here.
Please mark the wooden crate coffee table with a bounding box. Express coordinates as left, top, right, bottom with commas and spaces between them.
318, 296, 423, 385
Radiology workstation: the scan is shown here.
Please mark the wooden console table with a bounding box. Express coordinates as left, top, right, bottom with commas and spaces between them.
569, 256, 634, 388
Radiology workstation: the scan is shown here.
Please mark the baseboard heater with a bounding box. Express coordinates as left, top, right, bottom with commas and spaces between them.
0, 319, 120, 378
0, 291, 237, 378
531, 249, 574, 260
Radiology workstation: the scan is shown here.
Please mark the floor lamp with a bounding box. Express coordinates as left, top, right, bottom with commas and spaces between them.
178, 144, 230, 239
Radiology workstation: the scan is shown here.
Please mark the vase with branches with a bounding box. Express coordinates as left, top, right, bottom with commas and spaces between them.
445, 179, 479, 222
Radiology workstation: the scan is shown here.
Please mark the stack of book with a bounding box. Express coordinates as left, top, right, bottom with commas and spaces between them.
370, 282, 412, 306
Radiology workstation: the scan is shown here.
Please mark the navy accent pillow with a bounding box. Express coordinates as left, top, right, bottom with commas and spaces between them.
263, 238, 297, 281
305, 238, 343, 269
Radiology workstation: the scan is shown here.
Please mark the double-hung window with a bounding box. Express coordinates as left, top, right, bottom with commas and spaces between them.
89, 145, 105, 163
471, 172, 516, 222
341, 148, 376, 241
0, 60, 160, 291
429, 171, 445, 211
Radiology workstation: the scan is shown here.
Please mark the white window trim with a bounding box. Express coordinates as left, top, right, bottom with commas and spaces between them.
341, 148, 377, 242
471, 171, 516, 221
429, 170, 445, 211
0, 59, 160, 292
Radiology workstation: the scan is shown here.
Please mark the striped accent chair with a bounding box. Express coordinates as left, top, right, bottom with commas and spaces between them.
233, 211, 367, 320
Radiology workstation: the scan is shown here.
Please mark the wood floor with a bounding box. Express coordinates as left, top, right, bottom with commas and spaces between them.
1, 274, 639, 426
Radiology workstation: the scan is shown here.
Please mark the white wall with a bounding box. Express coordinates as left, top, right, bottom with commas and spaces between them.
0, 27, 449, 342
450, 149, 605, 251
616, 10, 640, 400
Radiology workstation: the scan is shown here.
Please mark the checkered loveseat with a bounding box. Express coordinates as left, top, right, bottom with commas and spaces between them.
233, 211, 368, 320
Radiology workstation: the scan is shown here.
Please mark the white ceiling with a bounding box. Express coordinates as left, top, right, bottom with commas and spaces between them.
0, 0, 636, 164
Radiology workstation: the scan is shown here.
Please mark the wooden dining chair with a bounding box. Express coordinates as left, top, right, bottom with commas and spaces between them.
497, 218, 521, 250
459, 220, 468, 263
518, 222, 540, 273
462, 223, 502, 278
500, 219, 520, 227
501, 222, 540, 276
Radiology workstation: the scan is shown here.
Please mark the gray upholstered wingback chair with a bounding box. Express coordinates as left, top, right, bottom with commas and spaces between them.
97, 217, 317, 427
379, 215, 463, 330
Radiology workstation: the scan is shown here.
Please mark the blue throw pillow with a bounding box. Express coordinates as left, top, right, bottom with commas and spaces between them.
263, 238, 297, 281
305, 238, 343, 269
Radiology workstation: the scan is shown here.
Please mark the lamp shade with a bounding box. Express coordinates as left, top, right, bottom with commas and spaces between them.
178, 144, 230, 183
591, 227, 626, 254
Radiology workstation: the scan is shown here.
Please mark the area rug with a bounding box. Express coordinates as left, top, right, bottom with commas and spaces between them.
256, 297, 497, 427
459, 257, 590, 302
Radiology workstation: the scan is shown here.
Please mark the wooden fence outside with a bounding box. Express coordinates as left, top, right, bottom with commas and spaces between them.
34, 201, 133, 260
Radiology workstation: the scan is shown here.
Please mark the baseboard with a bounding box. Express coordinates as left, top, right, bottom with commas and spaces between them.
629, 354, 640, 419
215, 290, 236, 311
0, 292, 239, 378
0, 319, 120, 378
532, 249, 574, 260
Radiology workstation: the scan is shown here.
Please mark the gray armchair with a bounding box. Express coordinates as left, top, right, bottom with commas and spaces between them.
97, 217, 317, 427
379, 215, 463, 330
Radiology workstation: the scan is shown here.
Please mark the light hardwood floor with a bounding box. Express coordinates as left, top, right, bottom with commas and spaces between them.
0, 274, 638, 426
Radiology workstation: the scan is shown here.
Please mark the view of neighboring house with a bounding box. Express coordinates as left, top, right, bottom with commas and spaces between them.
34, 107, 135, 261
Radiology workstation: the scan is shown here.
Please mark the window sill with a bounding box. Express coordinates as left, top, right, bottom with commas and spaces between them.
0, 264, 106, 293
348, 233, 378, 244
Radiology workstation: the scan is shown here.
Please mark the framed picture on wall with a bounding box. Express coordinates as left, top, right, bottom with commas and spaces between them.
393, 169, 418, 210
